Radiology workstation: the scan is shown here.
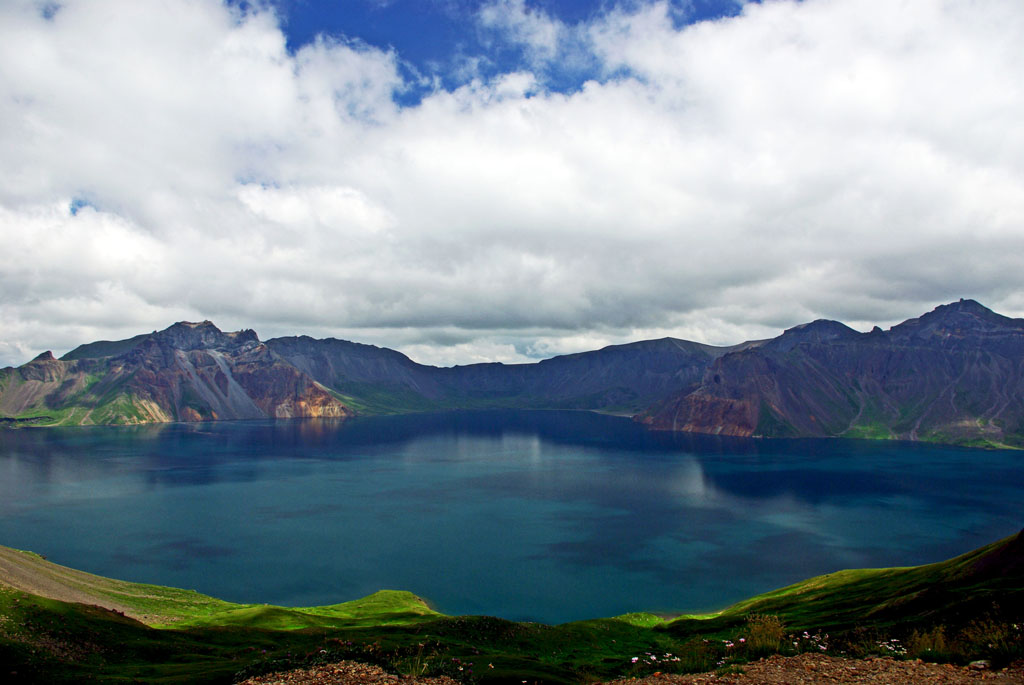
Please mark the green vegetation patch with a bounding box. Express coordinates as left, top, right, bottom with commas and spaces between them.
1, 530, 1022, 683
167, 591, 440, 631
665, 531, 1024, 637
843, 422, 896, 440
90, 393, 151, 424
325, 382, 439, 415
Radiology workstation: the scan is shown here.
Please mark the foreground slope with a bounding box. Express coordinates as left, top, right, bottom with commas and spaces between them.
666, 528, 1024, 636
1, 531, 1021, 683
0, 546, 436, 629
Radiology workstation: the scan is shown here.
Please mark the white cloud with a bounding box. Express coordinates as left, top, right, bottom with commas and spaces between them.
478, 0, 563, 63
1, 0, 1023, 367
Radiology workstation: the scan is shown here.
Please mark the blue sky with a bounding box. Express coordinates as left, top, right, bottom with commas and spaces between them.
269, 1, 741, 85
256, 0, 749, 99
0, 0, 1022, 366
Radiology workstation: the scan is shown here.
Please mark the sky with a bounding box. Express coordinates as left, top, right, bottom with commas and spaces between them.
1, 0, 1023, 368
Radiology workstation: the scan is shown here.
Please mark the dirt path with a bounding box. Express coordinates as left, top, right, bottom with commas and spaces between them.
0, 545, 135, 616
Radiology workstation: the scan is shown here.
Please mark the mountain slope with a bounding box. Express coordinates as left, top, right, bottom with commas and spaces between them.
266, 335, 743, 414
643, 300, 1024, 447
0, 322, 352, 425
3, 300, 1024, 446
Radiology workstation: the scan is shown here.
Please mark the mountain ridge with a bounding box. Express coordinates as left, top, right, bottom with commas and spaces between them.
3, 300, 1023, 447
642, 299, 1024, 447
0, 320, 352, 425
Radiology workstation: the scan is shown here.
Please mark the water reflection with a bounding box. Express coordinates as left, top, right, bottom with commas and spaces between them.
0, 411, 1021, 623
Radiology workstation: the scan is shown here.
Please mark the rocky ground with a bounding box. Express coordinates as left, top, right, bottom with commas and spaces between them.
237, 661, 459, 685
613, 654, 1024, 684
238, 655, 1024, 685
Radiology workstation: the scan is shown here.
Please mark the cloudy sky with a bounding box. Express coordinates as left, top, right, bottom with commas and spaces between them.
2, 0, 1022, 368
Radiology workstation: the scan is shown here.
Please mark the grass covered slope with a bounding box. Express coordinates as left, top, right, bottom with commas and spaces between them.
0, 545, 437, 630
667, 529, 1024, 636
1, 531, 1022, 683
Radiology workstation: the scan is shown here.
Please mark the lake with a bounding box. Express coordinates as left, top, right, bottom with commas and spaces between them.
0, 410, 1021, 624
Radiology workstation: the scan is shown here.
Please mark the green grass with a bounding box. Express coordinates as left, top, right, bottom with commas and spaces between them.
1, 531, 1021, 683
843, 422, 896, 440
0, 546, 437, 630
0, 370, 155, 427
614, 612, 667, 628
165, 591, 441, 630
8, 405, 90, 426
89, 393, 152, 424
324, 383, 440, 415
665, 531, 1024, 637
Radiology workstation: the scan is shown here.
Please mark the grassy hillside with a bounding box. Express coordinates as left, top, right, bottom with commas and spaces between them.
666, 530, 1024, 635
1, 531, 1021, 683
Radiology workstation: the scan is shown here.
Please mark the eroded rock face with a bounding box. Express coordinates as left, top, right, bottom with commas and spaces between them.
19, 352, 66, 383
0, 321, 353, 425
644, 300, 1024, 446
121, 322, 354, 423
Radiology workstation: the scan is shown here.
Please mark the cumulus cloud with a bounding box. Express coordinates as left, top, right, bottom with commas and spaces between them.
1, 0, 1023, 367
478, 0, 563, 63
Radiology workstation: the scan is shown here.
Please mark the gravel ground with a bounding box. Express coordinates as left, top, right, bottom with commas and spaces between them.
609, 654, 1024, 684
238, 655, 1024, 685
237, 661, 460, 685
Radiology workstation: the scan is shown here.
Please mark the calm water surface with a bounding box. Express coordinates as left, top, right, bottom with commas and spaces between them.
1, 410, 1021, 623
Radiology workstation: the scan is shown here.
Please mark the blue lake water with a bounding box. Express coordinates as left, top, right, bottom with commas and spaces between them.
0, 410, 1021, 624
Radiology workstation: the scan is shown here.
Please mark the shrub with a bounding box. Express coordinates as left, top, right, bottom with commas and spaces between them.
908, 625, 949, 661
745, 614, 785, 657
956, 618, 1023, 665
676, 638, 717, 673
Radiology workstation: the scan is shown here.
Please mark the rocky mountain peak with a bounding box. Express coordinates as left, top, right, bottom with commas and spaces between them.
230, 329, 260, 345
19, 350, 64, 382
768, 318, 860, 352
929, 296, 999, 319
151, 321, 232, 351
137, 321, 268, 359
890, 299, 1023, 341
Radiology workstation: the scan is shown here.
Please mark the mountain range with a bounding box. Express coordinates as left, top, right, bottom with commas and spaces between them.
2, 299, 1022, 447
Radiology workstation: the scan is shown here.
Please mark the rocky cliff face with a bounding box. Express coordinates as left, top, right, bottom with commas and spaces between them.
0, 322, 352, 425
643, 300, 1024, 447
